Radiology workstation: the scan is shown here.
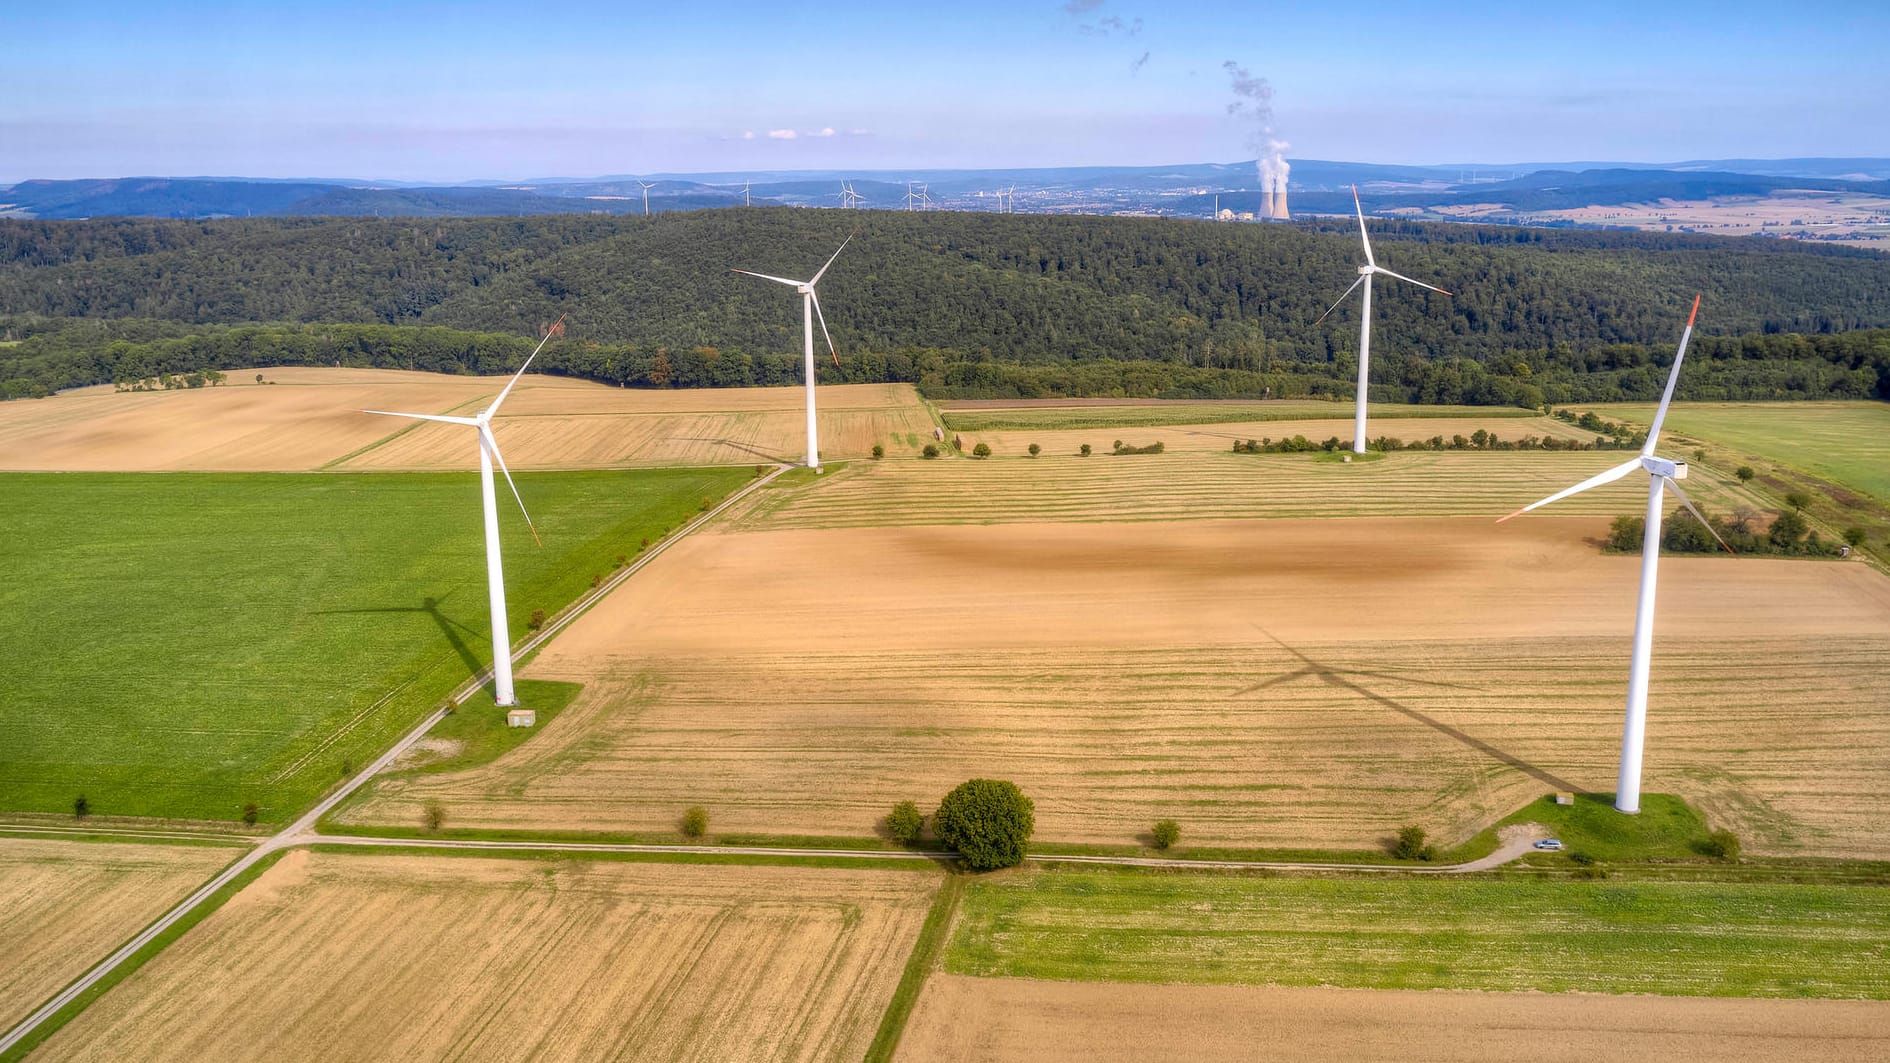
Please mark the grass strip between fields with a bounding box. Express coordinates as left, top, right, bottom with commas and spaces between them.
297, 842, 942, 873
944, 868, 1890, 999
939, 402, 1543, 433
0, 849, 285, 1063
865, 872, 965, 1063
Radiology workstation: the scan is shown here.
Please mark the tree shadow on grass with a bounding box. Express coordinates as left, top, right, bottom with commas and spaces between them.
1237, 626, 1578, 794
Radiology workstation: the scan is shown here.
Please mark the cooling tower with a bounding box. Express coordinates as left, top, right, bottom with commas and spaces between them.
1275, 185, 1289, 220
1263, 186, 1279, 220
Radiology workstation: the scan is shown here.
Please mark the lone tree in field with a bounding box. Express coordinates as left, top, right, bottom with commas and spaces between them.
1785, 491, 1811, 511
934, 779, 1035, 870
872, 444, 885, 459
922, 443, 941, 459
73, 794, 90, 820
1028, 443, 1041, 457
1079, 444, 1092, 457
1701, 829, 1742, 861
242, 802, 259, 825
422, 799, 446, 832
1736, 465, 1755, 482
1151, 819, 1180, 850
887, 801, 924, 844
528, 608, 546, 631
681, 806, 709, 839
972, 442, 992, 459
1393, 825, 1427, 860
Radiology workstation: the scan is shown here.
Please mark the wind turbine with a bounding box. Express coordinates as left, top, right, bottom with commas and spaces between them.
363, 314, 565, 707
732, 238, 849, 470
742, 180, 751, 207
1498, 296, 1731, 815
1315, 185, 1452, 454
637, 180, 656, 215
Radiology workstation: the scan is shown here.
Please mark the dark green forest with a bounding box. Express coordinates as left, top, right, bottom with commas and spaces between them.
3, 209, 1889, 403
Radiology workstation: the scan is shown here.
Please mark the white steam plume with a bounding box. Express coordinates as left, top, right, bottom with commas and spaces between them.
1223, 61, 1289, 201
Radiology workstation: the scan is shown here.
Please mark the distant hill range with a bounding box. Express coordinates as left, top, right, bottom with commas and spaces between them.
4, 158, 1889, 225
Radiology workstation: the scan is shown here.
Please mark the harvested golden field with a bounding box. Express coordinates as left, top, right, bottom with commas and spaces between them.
342, 381, 936, 470
36, 850, 936, 1063
898, 976, 1890, 1063
956, 415, 1593, 458
0, 839, 232, 1032
735, 449, 1763, 529
341, 517, 1890, 856
0, 368, 935, 471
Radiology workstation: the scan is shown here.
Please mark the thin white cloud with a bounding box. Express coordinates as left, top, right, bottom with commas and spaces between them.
742, 130, 755, 139
767, 129, 798, 140
815, 127, 837, 137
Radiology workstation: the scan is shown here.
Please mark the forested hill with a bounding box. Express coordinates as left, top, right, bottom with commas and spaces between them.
3, 209, 1888, 404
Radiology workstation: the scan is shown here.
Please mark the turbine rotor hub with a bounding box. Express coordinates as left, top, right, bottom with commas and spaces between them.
1357, 265, 1373, 276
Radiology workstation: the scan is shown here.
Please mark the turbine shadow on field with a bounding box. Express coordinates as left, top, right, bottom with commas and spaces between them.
677, 435, 789, 464
1241, 627, 1577, 793
315, 594, 484, 679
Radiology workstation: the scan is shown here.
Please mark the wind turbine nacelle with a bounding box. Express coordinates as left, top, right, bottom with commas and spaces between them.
1643, 456, 1686, 480
1357, 265, 1374, 276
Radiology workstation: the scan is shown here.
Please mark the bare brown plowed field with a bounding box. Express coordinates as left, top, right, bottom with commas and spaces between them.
35, 851, 936, 1063
898, 975, 1890, 1063
733, 451, 1762, 529
342, 381, 936, 470
958, 416, 1594, 458
0, 369, 934, 471
340, 518, 1890, 856
0, 839, 232, 1032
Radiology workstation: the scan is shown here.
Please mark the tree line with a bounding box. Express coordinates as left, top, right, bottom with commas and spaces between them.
3, 209, 1889, 403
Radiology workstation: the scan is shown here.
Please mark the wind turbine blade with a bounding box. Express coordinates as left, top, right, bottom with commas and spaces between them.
1372, 267, 1451, 296
808, 235, 852, 286
1314, 275, 1367, 326
1495, 457, 1642, 523
481, 425, 540, 547
1663, 475, 1736, 555
731, 268, 806, 288
364, 410, 480, 426
488, 312, 567, 417
811, 291, 840, 367
1352, 184, 1375, 266
1643, 294, 1702, 456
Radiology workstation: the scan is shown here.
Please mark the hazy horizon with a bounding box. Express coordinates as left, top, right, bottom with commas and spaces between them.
5, 0, 1887, 186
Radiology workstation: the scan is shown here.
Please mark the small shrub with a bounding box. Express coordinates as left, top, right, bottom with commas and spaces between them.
1079, 444, 1092, 457
340, 757, 353, 778
681, 806, 709, 839
972, 442, 992, 459
1735, 465, 1755, 482
1844, 527, 1867, 547
1692, 448, 1707, 462
1701, 829, 1742, 861
952, 435, 964, 451
872, 444, 885, 459
1150, 820, 1180, 850
1785, 491, 1811, 511
1393, 825, 1427, 859
528, 608, 546, 631
1417, 844, 1437, 862
934, 779, 1035, 870
922, 443, 940, 459
615, 554, 627, 568
700, 497, 713, 511
887, 801, 924, 844
73, 794, 90, 820
1572, 864, 1610, 880
1568, 850, 1597, 866
254, 373, 265, 383
1027, 443, 1041, 457
590, 573, 603, 588
640, 537, 650, 549
242, 802, 259, 825
422, 799, 446, 832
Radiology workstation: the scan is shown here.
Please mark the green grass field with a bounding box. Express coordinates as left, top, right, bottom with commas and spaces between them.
946, 868, 1890, 998
0, 468, 748, 823
939, 402, 1542, 433
1599, 402, 1890, 501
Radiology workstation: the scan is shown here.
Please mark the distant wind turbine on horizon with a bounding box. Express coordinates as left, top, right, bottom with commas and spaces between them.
1497, 296, 1731, 815
1316, 185, 1451, 454
637, 180, 656, 215
732, 238, 850, 469
362, 314, 565, 707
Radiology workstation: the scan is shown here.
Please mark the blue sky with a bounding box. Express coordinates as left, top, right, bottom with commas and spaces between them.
4, 0, 1886, 182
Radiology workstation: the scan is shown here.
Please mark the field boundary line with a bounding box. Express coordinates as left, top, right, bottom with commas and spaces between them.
0, 461, 792, 1058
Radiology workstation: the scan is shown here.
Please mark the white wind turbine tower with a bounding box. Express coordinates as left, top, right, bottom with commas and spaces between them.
1315, 185, 1452, 454
732, 238, 850, 470
741, 180, 751, 207
637, 180, 656, 215
1498, 296, 1730, 814
364, 314, 565, 707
